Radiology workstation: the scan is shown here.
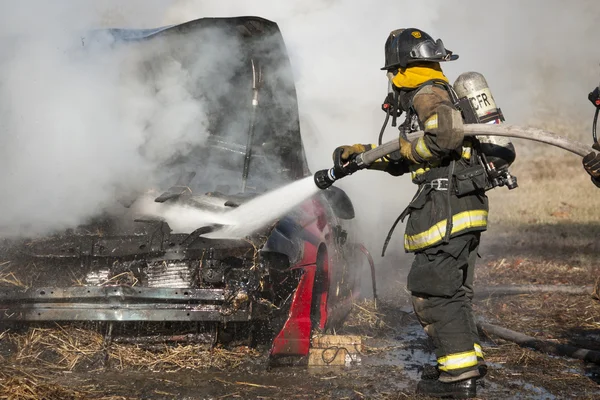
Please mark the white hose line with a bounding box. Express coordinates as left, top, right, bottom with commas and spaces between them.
360, 124, 594, 166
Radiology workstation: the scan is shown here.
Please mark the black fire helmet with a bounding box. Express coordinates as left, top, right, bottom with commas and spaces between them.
381, 28, 458, 71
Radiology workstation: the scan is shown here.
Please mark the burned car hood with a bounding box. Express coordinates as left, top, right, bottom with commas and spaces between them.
19, 191, 272, 261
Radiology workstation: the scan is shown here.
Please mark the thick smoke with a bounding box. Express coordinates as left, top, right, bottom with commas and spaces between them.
436, 0, 599, 142
1, 1, 598, 293
0, 1, 248, 236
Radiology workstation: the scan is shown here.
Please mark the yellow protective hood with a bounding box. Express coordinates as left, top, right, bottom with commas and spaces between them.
391, 62, 449, 90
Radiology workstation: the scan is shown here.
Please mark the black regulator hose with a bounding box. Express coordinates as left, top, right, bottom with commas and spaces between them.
378, 109, 391, 146
593, 107, 599, 148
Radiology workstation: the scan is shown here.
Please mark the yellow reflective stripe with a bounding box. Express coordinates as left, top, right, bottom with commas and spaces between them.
424, 114, 439, 130
474, 344, 484, 359
438, 350, 478, 371
415, 137, 434, 160
410, 140, 471, 179
404, 210, 488, 251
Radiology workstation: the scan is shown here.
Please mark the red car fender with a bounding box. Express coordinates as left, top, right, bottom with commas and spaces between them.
300, 199, 331, 332
269, 241, 317, 356
269, 198, 332, 357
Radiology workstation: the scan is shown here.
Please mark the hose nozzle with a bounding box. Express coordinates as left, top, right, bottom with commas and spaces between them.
314, 168, 336, 189
315, 148, 368, 190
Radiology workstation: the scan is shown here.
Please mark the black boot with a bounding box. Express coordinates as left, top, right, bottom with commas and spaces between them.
420, 364, 487, 380
421, 364, 441, 380
416, 378, 477, 399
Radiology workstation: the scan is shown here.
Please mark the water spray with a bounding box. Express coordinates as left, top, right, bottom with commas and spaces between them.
314, 124, 595, 190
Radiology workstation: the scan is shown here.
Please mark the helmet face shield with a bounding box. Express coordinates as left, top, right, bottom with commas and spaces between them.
409, 39, 455, 62
380, 28, 458, 70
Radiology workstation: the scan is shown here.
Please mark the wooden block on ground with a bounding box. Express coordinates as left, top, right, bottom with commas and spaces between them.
308, 335, 364, 367
308, 347, 361, 367
311, 334, 364, 353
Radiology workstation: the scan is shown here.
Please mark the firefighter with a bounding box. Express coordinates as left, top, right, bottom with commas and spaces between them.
583, 85, 600, 187
335, 28, 489, 398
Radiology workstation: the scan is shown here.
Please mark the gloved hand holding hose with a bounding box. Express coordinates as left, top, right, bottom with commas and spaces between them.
314, 145, 365, 189
314, 137, 408, 189
336, 144, 367, 161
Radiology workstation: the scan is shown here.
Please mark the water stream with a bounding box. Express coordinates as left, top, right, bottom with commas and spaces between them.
138, 176, 320, 237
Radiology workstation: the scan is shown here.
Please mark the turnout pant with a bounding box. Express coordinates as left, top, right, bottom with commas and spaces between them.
407, 232, 484, 382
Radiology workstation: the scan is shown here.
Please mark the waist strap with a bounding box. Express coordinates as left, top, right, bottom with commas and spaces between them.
422, 178, 449, 191
382, 162, 456, 256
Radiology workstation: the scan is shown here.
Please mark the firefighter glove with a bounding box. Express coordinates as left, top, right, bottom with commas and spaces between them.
583, 151, 600, 179
589, 87, 600, 108
331, 147, 360, 180
399, 137, 417, 163
334, 144, 366, 162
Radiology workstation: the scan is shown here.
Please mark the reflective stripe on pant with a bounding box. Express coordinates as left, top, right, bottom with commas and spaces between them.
408, 232, 484, 382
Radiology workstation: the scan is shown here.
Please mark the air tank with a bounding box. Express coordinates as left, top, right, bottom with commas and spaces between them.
454, 72, 516, 168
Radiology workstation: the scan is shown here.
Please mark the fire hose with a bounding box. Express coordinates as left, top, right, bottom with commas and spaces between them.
350, 243, 377, 307
314, 124, 595, 189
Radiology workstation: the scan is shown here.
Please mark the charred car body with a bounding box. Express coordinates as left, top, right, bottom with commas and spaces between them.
0, 17, 365, 360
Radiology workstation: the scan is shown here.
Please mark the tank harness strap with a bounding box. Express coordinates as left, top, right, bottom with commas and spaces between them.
443, 160, 456, 244
381, 80, 461, 255
420, 81, 460, 240
392, 90, 400, 127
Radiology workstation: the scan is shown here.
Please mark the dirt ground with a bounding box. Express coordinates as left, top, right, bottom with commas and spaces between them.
1, 151, 600, 399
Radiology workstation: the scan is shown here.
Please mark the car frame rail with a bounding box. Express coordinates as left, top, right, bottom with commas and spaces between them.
0, 286, 251, 322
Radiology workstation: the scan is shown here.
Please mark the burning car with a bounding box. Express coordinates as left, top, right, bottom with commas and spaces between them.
0, 17, 370, 361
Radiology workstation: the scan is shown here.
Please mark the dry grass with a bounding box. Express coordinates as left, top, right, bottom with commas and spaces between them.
475, 257, 596, 287
477, 152, 600, 287
5, 325, 260, 374
476, 292, 600, 345
342, 299, 389, 336
11, 326, 104, 371
487, 152, 599, 225
0, 365, 135, 400
110, 343, 258, 371
0, 325, 261, 399
0, 262, 28, 289
1, 377, 80, 400
341, 299, 411, 340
